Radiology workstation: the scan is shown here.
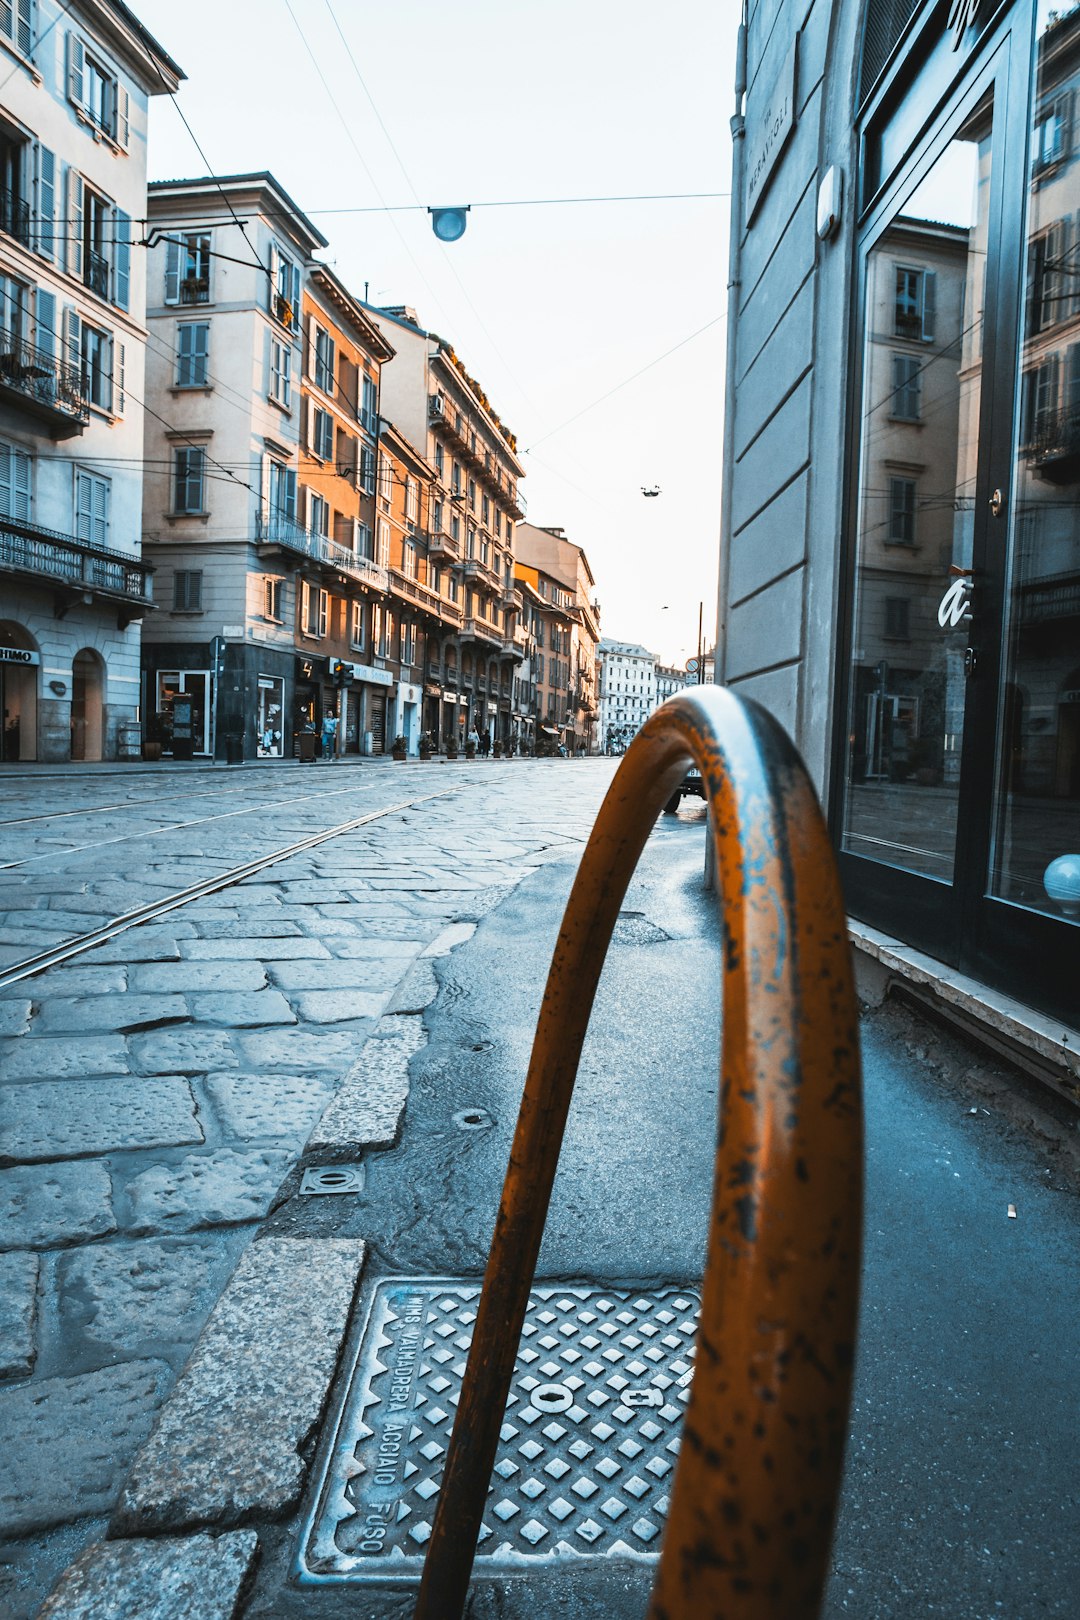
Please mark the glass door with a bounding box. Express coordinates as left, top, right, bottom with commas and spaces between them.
840, 3, 1079, 1023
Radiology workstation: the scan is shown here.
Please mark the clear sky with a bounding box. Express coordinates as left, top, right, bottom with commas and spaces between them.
135, 0, 736, 668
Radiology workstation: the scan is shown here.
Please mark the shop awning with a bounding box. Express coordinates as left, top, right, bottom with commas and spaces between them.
539, 724, 559, 736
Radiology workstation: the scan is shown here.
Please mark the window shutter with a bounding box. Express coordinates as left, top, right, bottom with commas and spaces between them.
116, 341, 125, 415
102, 335, 113, 412
67, 32, 84, 107
177, 322, 194, 384
66, 168, 83, 279
284, 465, 297, 519
307, 316, 317, 381
92, 472, 108, 542
291, 262, 300, 316
268, 243, 280, 311
114, 210, 131, 310
116, 86, 130, 149
35, 289, 55, 360
35, 145, 55, 260
75, 469, 93, 540
922, 270, 936, 341
165, 237, 181, 304
15, 0, 30, 53
63, 305, 80, 369
0, 441, 11, 519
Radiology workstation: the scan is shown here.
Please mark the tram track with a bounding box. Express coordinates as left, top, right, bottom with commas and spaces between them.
0, 787, 458, 989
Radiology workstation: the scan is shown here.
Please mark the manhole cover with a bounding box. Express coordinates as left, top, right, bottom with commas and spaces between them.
298, 1278, 699, 1582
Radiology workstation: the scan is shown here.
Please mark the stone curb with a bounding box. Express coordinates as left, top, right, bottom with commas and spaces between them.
304, 1012, 427, 1155
37, 1530, 258, 1620
112, 1236, 366, 1536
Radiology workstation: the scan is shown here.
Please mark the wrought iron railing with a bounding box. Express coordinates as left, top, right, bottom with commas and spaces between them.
85, 248, 109, 300
0, 187, 32, 247
255, 505, 388, 592
0, 335, 89, 424
0, 515, 151, 601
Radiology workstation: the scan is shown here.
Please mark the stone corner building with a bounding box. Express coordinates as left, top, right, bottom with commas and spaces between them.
0, 0, 182, 762
718, 0, 1078, 1027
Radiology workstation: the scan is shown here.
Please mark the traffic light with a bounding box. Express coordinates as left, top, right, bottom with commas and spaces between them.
332, 660, 353, 688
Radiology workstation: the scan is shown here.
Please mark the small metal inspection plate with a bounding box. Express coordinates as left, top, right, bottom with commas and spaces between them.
299, 1277, 700, 1582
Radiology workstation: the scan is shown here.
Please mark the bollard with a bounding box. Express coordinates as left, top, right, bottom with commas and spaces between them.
414, 685, 863, 1620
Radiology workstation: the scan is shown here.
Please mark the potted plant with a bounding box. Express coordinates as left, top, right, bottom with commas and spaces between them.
465, 737, 477, 760
446, 735, 459, 759
419, 731, 433, 760
391, 734, 408, 760
492, 738, 503, 758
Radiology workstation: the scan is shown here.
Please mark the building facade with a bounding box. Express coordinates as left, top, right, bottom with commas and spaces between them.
718, 0, 1079, 1028
514, 522, 600, 753
140, 173, 393, 760
0, 0, 181, 762
366, 306, 527, 751
655, 663, 689, 706
598, 639, 656, 753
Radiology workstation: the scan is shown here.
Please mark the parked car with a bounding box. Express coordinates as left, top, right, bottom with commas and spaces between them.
663, 764, 706, 814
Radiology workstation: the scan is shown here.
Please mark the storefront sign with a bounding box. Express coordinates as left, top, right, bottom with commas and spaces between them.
937, 577, 972, 628
949, 0, 984, 50
746, 36, 798, 222
399, 683, 421, 704
0, 646, 39, 665
349, 663, 393, 687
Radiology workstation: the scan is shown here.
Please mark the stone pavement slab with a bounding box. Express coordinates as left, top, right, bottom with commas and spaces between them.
57, 1237, 245, 1357
0, 999, 32, 1034
1, 1037, 130, 1081
265, 956, 407, 991
203, 1072, 334, 1141
128, 1029, 238, 1074
0, 1077, 202, 1163
36, 1529, 258, 1620
122, 1147, 294, 1236
79, 935, 181, 965
185, 990, 296, 1028
180, 938, 331, 961
288, 988, 388, 1023
236, 1028, 368, 1072
113, 1236, 367, 1534
129, 961, 267, 993
1, 1360, 173, 1534
0, 1250, 39, 1377
1, 1161, 115, 1250
32, 995, 190, 1035
6, 967, 125, 997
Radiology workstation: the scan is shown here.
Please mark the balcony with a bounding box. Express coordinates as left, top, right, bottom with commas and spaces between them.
0, 515, 153, 623
180, 276, 210, 306
255, 506, 388, 592
501, 585, 523, 612
388, 566, 444, 619
460, 557, 499, 591
1027, 407, 1080, 485
427, 524, 461, 563
84, 248, 109, 301
0, 187, 32, 248
461, 614, 503, 647
0, 335, 89, 436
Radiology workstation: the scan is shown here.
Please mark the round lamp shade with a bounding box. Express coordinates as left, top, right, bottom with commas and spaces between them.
1043, 853, 1080, 914
429, 206, 470, 242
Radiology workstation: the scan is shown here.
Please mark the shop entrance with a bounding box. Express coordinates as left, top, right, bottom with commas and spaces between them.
839, 0, 1080, 1021
0, 624, 37, 762
70, 648, 104, 762
156, 670, 212, 756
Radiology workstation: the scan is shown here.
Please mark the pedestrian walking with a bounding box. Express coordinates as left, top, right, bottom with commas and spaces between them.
321, 712, 338, 761
480, 727, 491, 757
467, 724, 480, 753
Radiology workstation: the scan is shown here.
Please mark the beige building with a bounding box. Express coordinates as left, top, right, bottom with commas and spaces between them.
514, 522, 600, 753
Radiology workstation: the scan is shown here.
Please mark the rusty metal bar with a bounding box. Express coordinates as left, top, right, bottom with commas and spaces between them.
413, 685, 863, 1619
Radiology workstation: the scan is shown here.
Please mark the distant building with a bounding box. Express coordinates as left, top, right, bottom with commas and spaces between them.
514, 523, 600, 753
0, 0, 181, 761
654, 663, 688, 706
598, 639, 656, 752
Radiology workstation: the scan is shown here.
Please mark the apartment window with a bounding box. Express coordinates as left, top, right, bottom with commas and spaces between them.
494, 509, 502, 536
67, 36, 129, 147
356, 520, 373, 559
893, 265, 935, 341
405, 475, 419, 526
269, 337, 291, 407
271, 245, 299, 330
79, 321, 112, 410
74, 467, 109, 547
173, 447, 205, 514
887, 476, 917, 546
165, 233, 210, 305
361, 372, 377, 432
467, 526, 476, 560
360, 445, 376, 495
0, 438, 32, 521
1, 1, 32, 56
402, 541, 417, 580
400, 621, 415, 665
467, 477, 476, 512
301, 580, 329, 638
451, 460, 462, 495
1033, 223, 1066, 333
481, 492, 490, 525
264, 576, 284, 620
1034, 95, 1070, 171
884, 596, 911, 640
446, 571, 459, 604
268, 459, 297, 521
505, 520, 513, 547
312, 406, 333, 461
313, 323, 335, 394
378, 453, 392, 505
433, 497, 444, 532
891, 353, 921, 420
310, 491, 329, 536
376, 516, 390, 566
434, 442, 444, 476
173, 569, 203, 612
351, 599, 366, 650
177, 322, 209, 387
0, 270, 27, 347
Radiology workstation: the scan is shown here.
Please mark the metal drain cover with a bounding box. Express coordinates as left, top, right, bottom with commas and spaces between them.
299, 1277, 699, 1582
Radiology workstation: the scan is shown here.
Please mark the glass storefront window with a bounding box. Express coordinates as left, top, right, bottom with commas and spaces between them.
989, 1, 1080, 925
257, 675, 284, 758
843, 91, 995, 882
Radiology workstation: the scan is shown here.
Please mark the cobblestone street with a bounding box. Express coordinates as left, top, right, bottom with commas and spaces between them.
0, 757, 617, 1617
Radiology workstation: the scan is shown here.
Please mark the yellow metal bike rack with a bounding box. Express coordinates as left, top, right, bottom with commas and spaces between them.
414, 685, 863, 1619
